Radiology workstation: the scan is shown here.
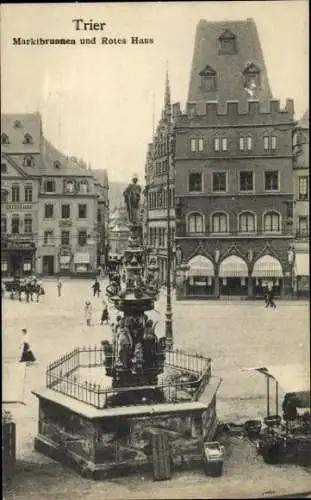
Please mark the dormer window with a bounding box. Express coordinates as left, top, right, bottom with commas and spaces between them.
23, 133, 33, 144
64, 180, 75, 193
53, 161, 61, 169
243, 63, 261, 92
199, 65, 217, 91
13, 120, 22, 128
79, 179, 89, 193
1, 133, 10, 145
23, 155, 34, 167
218, 29, 237, 54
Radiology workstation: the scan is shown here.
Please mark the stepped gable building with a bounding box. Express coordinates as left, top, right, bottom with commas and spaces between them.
38, 139, 98, 276
1, 113, 42, 276
292, 110, 309, 297
144, 72, 176, 284
174, 19, 296, 299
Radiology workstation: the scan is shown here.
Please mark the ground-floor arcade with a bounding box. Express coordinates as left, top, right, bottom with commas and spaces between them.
175, 239, 293, 300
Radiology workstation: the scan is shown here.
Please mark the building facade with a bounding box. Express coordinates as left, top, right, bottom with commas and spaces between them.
1, 114, 41, 276
173, 19, 296, 299
92, 169, 110, 268
108, 205, 129, 258
37, 140, 99, 276
292, 110, 309, 297
1, 113, 109, 277
144, 74, 176, 285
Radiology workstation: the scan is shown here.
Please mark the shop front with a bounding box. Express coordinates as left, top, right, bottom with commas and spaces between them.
252, 255, 283, 298
73, 252, 91, 274
186, 255, 215, 297
1, 239, 36, 277
294, 253, 309, 298
218, 256, 248, 297
59, 253, 72, 276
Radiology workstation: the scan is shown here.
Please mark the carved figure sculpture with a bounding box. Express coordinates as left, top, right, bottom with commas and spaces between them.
123, 174, 142, 224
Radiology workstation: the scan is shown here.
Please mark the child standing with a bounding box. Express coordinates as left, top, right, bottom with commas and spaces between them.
57, 278, 62, 297
84, 301, 92, 326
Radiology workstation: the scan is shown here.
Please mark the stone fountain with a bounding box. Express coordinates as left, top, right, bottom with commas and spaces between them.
32, 175, 222, 480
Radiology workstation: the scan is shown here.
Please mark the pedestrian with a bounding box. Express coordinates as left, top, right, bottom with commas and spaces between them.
267, 286, 277, 309
84, 301, 92, 326
19, 328, 36, 365
57, 278, 62, 297
92, 278, 101, 298
100, 304, 109, 325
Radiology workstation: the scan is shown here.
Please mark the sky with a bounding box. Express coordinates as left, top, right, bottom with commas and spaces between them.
1, 1, 309, 183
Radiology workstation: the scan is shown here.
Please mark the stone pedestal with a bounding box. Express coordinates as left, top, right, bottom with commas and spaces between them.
33, 378, 221, 480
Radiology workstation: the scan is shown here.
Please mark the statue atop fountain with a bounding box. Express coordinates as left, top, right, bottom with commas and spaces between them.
104, 175, 166, 394
123, 174, 142, 226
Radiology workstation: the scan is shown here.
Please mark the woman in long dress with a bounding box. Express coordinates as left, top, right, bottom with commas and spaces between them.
20, 328, 36, 364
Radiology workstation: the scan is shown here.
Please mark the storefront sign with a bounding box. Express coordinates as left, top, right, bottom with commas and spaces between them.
76, 265, 88, 272
74, 253, 90, 264
60, 255, 71, 264
6, 241, 35, 250
5, 204, 33, 210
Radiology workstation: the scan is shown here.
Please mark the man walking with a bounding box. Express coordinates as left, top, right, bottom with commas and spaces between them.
92, 278, 101, 298
265, 282, 276, 309
57, 278, 63, 297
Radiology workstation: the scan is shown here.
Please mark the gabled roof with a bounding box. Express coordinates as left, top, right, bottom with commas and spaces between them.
299, 109, 309, 129
91, 168, 109, 187
187, 19, 272, 104
243, 62, 261, 74
1, 113, 42, 153
199, 65, 216, 76
41, 138, 92, 177
218, 29, 236, 40
1, 154, 33, 179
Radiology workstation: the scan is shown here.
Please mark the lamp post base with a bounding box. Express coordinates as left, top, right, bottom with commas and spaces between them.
165, 309, 173, 350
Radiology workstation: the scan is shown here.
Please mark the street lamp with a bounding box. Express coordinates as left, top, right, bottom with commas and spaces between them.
165, 109, 174, 349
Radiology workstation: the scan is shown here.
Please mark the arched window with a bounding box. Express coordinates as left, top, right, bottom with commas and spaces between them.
212, 212, 228, 233
1, 188, 9, 203
44, 180, 56, 193
239, 212, 255, 233
188, 213, 204, 233
12, 214, 20, 234
263, 211, 280, 232
53, 161, 61, 169
24, 214, 33, 234
11, 184, 20, 202
23, 133, 33, 144
64, 180, 75, 193
1, 133, 10, 145
24, 185, 33, 202
1, 215, 7, 233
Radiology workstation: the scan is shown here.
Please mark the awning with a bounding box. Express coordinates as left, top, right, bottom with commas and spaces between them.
294, 253, 309, 277
188, 255, 215, 277
219, 256, 248, 278
242, 364, 310, 407
60, 255, 71, 264
252, 255, 283, 278
74, 253, 90, 264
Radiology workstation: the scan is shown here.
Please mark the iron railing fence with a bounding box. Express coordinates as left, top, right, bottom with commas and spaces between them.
45, 345, 212, 410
